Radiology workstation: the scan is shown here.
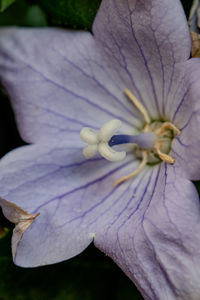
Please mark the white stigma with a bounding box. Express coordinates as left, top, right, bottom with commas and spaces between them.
80, 119, 126, 162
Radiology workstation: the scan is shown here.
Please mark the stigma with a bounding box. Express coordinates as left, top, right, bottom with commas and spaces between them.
80, 89, 181, 185
80, 119, 157, 162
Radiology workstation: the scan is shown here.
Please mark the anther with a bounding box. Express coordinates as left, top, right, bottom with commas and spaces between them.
155, 146, 175, 164
153, 121, 180, 164
156, 122, 181, 136
80, 91, 180, 185
154, 141, 175, 164
124, 89, 151, 124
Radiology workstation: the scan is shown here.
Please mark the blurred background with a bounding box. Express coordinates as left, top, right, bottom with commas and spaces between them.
0, 0, 195, 299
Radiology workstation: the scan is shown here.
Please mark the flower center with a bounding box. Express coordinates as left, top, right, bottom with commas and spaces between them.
80, 89, 181, 186
139, 120, 179, 165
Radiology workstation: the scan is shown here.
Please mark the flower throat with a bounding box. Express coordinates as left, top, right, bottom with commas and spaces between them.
80, 89, 180, 186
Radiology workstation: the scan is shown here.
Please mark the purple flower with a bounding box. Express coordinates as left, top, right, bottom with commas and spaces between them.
1, 0, 200, 299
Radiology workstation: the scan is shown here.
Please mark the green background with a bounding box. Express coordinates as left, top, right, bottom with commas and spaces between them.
0, 0, 196, 299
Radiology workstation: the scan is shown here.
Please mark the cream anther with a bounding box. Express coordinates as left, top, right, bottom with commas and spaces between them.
124, 89, 151, 124
114, 151, 147, 186
155, 146, 175, 164
156, 122, 181, 136
80, 119, 126, 162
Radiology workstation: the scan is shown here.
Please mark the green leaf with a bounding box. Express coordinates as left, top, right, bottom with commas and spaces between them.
0, 0, 47, 26
23, 5, 47, 26
35, 0, 101, 30
0, 0, 15, 12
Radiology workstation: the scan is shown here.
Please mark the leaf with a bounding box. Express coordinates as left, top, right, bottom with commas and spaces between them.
35, 0, 101, 29
24, 5, 47, 26
0, 0, 15, 12
0, 0, 47, 27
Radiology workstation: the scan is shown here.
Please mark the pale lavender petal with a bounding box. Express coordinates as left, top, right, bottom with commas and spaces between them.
0, 28, 140, 144
0, 143, 143, 266
168, 59, 200, 180
1, 137, 200, 298
94, 163, 200, 300
93, 0, 191, 118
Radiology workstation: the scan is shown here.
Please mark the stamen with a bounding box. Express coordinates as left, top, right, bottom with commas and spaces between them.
124, 88, 151, 124
155, 146, 175, 164
154, 140, 175, 164
114, 151, 148, 186
153, 121, 180, 164
156, 122, 181, 136
80, 94, 180, 185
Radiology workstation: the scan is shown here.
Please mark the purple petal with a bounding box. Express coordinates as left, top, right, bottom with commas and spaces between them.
94, 163, 200, 300
168, 59, 200, 180
1, 139, 200, 298
0, 144, 142, 266
0, 28, 141, 144
93, 0, 191, 118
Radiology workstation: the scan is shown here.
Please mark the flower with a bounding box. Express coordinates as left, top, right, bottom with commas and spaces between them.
1, 0, 200, 299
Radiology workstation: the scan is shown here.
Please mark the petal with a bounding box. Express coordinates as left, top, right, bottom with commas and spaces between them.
94, 163, 200, 300
0, 143, 141, 266
0, 198, 39, 259
93, 0, 191, 118
0, 28, 141, 144
168, 59, 200, 180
